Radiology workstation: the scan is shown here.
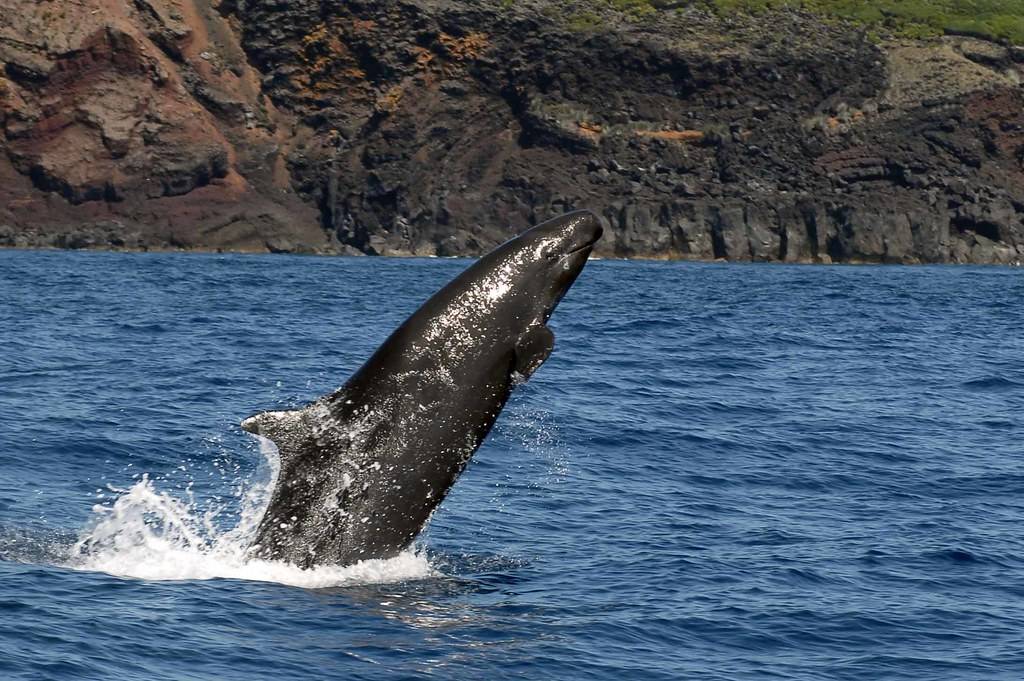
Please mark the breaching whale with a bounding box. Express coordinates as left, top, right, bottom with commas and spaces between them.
242, 211, 602, 568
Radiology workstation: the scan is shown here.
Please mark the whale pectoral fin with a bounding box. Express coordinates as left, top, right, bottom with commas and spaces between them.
514, 325, 555, 379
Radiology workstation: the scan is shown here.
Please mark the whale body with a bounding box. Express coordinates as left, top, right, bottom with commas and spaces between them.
242, 211, 602, 568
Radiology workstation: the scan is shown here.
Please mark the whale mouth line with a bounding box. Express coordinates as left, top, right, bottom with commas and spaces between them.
562, 241, 596, 258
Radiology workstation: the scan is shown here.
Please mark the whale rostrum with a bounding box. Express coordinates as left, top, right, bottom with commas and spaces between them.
242, 211, 603, 568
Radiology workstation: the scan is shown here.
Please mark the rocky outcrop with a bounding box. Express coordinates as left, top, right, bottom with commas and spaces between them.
1, 0, 1023, 263
0, 0, 327, 253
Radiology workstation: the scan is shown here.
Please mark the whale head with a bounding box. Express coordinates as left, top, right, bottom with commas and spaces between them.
350, 210, 603, 390
465, 209, 603, 330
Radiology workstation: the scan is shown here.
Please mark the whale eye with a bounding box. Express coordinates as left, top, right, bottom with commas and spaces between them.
541, 241, 560, 260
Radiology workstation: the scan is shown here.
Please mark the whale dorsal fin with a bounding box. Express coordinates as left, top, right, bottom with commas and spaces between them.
241, 409, 308, 465
514, 325, 555, 379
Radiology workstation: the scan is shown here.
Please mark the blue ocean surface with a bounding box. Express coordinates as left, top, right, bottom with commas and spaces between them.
1, 250, 1022, 680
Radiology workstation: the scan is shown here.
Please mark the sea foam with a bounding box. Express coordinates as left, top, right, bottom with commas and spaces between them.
66, 438, 434, 588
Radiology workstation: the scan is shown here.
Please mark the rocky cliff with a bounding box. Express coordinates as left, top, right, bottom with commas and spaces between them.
2, 0, 1023, 263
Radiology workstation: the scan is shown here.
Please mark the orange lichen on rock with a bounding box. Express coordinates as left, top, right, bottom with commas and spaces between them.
414, 46, 435, 69
339, 66, 367, 80
577, 121, 603, 141
302, 23, 329, 48
438, 32, 489, 61
296, 22, 364, 92
377, 85, 404, 113
634, 129, 704, 142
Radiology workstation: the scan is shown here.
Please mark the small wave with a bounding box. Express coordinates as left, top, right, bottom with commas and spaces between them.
739, 528, 812, 547
861, 546, 1013, 569
781, 566, 834, 585
918, 546, 1012, 567
62, 439, 435, 588
116, 322, 170, 333
961, 376, 1022, 392
858, 548, 889, 565
978, 419, 1015, 430
925, 548, 977, 564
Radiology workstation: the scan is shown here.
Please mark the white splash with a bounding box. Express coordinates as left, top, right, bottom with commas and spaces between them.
65, 438, 434, 588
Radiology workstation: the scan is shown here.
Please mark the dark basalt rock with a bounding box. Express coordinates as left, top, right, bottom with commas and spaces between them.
1, 0, 1023, 263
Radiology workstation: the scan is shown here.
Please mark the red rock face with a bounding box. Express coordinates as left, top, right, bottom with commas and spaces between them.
11, 27, 209, 201
0, 0, 325, 252
965, 89, 1024, 178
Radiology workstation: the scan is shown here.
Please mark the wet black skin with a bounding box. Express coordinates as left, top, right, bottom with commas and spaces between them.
242, 211, 602, 568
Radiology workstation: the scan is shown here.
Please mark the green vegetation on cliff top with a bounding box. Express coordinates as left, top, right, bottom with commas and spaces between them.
599, 0, 1024, 44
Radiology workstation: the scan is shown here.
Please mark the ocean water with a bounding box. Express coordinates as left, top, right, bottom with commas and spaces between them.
1, 250, 1022, 680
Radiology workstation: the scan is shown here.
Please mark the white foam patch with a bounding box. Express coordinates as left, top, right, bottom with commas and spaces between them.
65, 438, 435, 588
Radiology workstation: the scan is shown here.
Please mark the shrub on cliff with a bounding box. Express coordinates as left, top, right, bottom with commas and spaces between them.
586, 0, 1024, 44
